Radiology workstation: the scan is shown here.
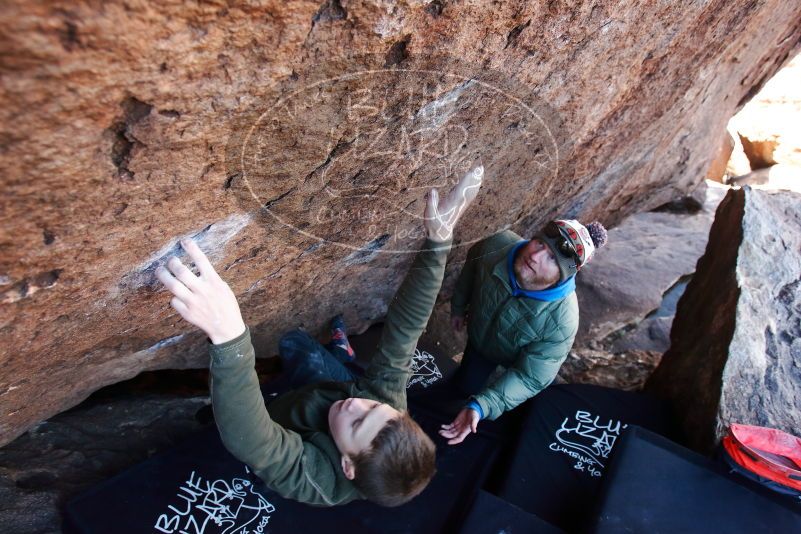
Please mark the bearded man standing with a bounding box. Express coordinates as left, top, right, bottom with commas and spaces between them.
439, 220, 608, 445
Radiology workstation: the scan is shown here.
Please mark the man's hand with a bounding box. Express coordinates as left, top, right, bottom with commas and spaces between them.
451, 314, 466, 332
439, 407, 480, 445
424, 165, 484, 242
156, 239, 246, 345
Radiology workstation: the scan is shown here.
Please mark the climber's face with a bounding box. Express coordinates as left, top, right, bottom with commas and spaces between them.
328, 397, 400, 457
513, 239, 560, 290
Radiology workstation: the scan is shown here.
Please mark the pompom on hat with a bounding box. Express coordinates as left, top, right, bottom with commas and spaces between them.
537, 219, 608, 282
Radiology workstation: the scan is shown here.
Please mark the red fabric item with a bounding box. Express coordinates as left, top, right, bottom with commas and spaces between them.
723, 423, 801, 491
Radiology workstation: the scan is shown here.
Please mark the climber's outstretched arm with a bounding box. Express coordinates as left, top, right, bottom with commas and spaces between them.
357, 165, 484, 406
155, 241, 342, 505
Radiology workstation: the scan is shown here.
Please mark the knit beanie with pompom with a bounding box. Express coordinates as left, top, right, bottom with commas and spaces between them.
537, 219, 608, 282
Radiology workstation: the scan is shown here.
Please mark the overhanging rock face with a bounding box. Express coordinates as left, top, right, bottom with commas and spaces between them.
646, 187, 801, 453
2, 1, 801, 445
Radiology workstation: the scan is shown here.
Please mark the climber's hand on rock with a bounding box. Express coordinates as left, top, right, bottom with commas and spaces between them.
156, 239, 246, 345
424, 164, 484, 242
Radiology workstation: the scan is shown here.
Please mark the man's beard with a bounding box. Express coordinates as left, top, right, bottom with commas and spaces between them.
514, 257, 559, 290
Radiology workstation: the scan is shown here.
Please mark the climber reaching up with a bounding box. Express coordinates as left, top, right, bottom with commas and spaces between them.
155, 164, 483, 507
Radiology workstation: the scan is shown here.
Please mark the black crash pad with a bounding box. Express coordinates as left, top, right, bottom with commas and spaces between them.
63, 400, 498, 534
589, 426, 801, 532
349, 323, 458, 393
457, 490, 565, 534
491, 384, 674, 532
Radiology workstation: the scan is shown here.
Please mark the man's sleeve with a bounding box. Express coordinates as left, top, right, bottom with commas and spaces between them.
472, 320, 577, 421
450, 239, 482, 318
357, 237, 452, 407
209, 328, 343, 506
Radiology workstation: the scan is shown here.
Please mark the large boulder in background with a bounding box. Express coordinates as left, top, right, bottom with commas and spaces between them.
554, 182, 725, 390
574, 182, 726, 348
1, 1, 801, 446
732, 54, 801, 170
706, 132, 735, 183
738, 133, 779, 169
646, 187, 801, 453
0, 394, 211, 531
557, 347, 662, 391
425, 183, 724, 392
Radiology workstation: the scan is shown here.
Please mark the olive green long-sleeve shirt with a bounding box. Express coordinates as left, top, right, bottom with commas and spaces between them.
208, 237, 451, 506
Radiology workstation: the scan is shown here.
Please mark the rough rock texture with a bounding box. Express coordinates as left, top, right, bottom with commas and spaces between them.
706, 132, 735, 183
0, 394, 211, 533
418, 300, 468, 363
646, 187, 801, 453
421, 183, 724, 391
609, 314, 675, 354
557, 348, 662, 392
731, 53, 801, 169
573, 182, 726, 347
552, 184, 724, 391
739, 133, 779, 169
2, 1, 801, 445
726, 126, 756, 178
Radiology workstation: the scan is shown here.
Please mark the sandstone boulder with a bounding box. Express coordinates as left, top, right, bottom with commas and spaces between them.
738, 133, 778, 169
421, 183, 725, 391
2, 0, 801, 446
646, 187, 801, 453
554, 184, 727, 391
608, 314, 674, 354
726, 125, 755, 178
0, 393, 210, 532
706, 132, 735, 183
574, 183, 726, 347
731, 53, 801, 169
557, 347, 662, 391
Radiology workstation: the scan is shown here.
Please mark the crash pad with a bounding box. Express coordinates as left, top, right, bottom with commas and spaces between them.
63, 399, 498, 534
589, 426, 801, 532
457, 490, 564, 534
491, 384, 674, 532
